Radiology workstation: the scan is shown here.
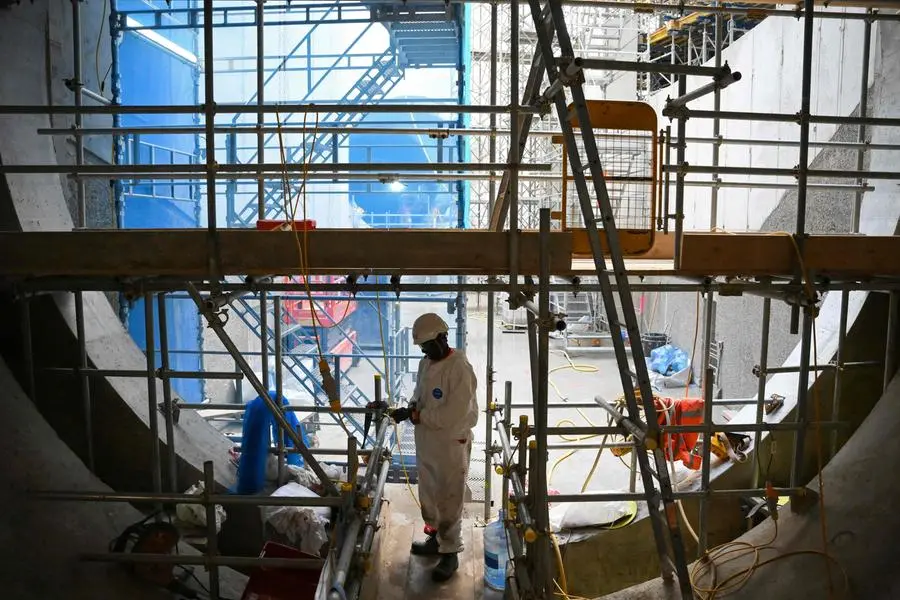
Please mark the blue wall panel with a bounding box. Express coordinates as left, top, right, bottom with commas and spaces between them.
119, 20, 202, 402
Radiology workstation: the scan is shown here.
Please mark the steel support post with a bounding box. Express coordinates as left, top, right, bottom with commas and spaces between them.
484, 287, 496, 520
157, 294, 178, 492
502, 380, 512, 513
329, 515, 363, 600
260, 292, 270, 391
203, 0, 220, 278
698, 368, 715, 554
532, 208, 553, 592
274, 297, 285, 483
750, 298, 771, 492
143, 294, 163, 511
186, 283, 338, 495
664, 125, 672, 234
74, 292, 95, 471
488, 0, 498, 218
508, 0, 520, 302
109, 0, 125, 229
203, 461, 221, 600
71, 0, 86, 228
256, 0, 266, 221
852, 12, 873, 233
673, 75, 688, 266
831, 292, 849, 459
790, 0, 816, 489
710, 3, 723, 229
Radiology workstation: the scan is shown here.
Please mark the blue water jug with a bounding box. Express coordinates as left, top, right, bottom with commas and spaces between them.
483, 512, 509, 591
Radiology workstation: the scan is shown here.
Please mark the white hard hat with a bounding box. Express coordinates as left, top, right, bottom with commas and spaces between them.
412, 313, 449, 345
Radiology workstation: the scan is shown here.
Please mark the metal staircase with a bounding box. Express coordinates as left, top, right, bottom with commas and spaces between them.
232, 49, 405, 227
527, 0, 693, 596
229, 296, 372, 441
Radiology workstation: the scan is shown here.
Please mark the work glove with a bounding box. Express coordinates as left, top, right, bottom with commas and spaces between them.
390, 406, 412, 423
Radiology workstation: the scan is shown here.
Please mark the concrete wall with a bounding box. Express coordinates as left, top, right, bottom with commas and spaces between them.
651, 7, 873, 232
0, 1, 234, 492
643, 14, 899, 400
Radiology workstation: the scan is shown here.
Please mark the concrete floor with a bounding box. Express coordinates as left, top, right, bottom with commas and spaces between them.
324, 297, 709, 512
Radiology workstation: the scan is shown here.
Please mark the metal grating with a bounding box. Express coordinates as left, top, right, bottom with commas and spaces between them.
467, 440, 487, 503
565, 129, 654, 231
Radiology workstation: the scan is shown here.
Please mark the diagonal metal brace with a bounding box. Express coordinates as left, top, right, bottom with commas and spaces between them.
186, 282, 339, 496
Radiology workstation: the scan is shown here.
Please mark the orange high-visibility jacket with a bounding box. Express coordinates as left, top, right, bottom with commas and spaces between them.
654, 397, 705, 470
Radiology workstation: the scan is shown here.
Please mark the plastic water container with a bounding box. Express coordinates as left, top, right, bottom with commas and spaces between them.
483, 512, 509, 591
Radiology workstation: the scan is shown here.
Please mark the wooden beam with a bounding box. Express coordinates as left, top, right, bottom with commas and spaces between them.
679, 233, 900, 278
0, 229, 573, 277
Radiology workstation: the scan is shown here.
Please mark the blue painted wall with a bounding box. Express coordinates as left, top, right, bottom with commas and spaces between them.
118, 3, 203, 402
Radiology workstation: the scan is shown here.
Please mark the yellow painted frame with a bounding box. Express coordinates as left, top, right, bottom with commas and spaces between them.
554, 100, 659, 257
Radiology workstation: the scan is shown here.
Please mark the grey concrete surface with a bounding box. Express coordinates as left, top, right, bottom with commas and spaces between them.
0, 1, 235, 493
0, 356, 248, 600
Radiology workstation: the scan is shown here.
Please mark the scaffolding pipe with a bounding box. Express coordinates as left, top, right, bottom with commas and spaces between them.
831, 291, 849, 459
548, 421, 845, 435
575, 58, 728, 77
157, 294, 178, 492
256, 0, 266, 222
673, 73, 687, 266
663, 108, 900, 128
0, 103, 540, 116
143, 294, 163, 512
328, 515, 363, 600
203, 461, 221, 599
501, 381, 512, 512
710, 1, 723, 229
260, 293, 269, 391
508, 0, 520, 304
110, 0, 900, 22
44, 367, 244, 379
484, 287, 496, 521
494, 412, 534, 530
852, 14, 873, 234
80, 552, 325, 569
0, 162, 550, 175
698, 368, 715, 555
74, 292, 94, 471
664, 164, 900, 180
665, 70, 741, 110
36, 126, 900, 151
203, 0, 219, 280
186, 283, 338, 495
274, 296, 285, 483
71, 0, 86, 228
344, 458, 391, 600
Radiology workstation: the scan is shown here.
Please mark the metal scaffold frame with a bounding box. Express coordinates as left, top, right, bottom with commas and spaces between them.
2, 0, 900, 599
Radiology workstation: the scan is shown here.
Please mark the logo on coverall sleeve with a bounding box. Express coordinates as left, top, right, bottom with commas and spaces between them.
432, 388, 443, 399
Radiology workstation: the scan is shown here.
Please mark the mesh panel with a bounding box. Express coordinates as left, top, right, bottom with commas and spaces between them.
467, 440, 487, 503
565, 129, 654, 231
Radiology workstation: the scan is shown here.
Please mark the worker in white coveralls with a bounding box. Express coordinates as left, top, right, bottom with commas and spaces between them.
390, 312, 479, 582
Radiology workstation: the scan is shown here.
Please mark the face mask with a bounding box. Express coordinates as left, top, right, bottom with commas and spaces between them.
421, 338, 448, 361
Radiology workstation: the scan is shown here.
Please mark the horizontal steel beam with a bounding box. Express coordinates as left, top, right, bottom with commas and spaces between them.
0, 103, 539, 116
572, 58, 728, 77
0, 162, 550, 175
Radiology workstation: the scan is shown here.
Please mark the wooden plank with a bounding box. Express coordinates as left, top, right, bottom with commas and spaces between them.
0, 229, 573, 277
679, 233, 900, 277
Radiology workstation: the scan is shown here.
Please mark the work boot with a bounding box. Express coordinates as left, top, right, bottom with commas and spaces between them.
410, 535, 440, 556
432, 553, 459, 582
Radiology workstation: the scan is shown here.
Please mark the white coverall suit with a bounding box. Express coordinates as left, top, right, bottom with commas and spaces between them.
412, 350, 479, 554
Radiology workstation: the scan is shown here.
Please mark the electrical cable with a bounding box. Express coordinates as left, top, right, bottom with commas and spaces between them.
95, 0, 110, 93
374, 288, 421, 509
274, 110, 353, 441
686, 230, 845, 599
